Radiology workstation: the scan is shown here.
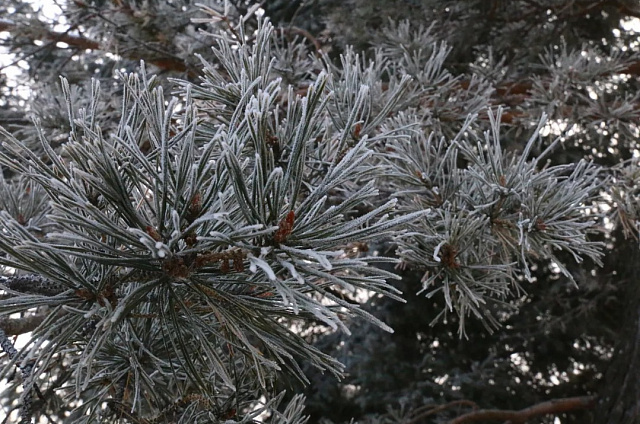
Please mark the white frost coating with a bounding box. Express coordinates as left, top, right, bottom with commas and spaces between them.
517, 212, 531, 247
83, 307, 99, 319
433, 240, 447, 263
309, 305, 339, 331
206, 231, 231, 240
154, 242, 170, 258
260, 247, 271, 256
307, 250, 332, 270
110, 304, 126, 323
245, 99, 260, 117
171, 210, 181, 232
248, 255, 276, 280
279, 260, 304, 284
281, 246, 339, 270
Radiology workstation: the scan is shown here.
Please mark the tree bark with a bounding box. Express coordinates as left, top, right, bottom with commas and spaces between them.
594, 244, 640, 423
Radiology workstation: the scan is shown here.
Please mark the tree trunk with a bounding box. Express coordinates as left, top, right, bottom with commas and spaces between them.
595, 245, 640, 423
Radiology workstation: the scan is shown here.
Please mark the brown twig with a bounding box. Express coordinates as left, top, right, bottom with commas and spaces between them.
408, 400, 478, 424
0, 19, 195, 76
0, 313, 48, 336
447, 395, 597, 424
275, 26, 323, 55
613, 0, 640, 19
0, 19, 99, 50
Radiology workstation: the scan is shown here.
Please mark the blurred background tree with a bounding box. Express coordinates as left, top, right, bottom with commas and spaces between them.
1, 1, 640, 423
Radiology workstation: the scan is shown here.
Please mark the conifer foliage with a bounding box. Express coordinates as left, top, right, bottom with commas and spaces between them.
1, 1, 640, 423
0, 16, 421, 424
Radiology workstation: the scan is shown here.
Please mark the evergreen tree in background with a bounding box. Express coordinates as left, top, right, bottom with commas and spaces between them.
1, 1, 639, 423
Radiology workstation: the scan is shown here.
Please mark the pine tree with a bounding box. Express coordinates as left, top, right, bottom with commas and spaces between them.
1, 1, 639, 423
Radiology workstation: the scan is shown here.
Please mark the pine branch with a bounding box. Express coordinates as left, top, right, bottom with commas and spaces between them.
0, 274, 66, 297
0, 327, 36, 424
0, 312, 47, 336
467, 65, 640, 124
0, 18, 99, 50
0, 18, 195, 76
407, 400, 478, 424
0, 111, 30, 127
613, 0, 640, 19
274, 26, 323, 55
447, 395, 597, 424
